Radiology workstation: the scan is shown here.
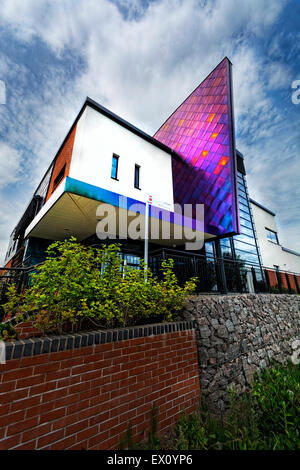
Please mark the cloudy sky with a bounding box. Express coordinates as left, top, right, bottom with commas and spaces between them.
0, 0, 299, 264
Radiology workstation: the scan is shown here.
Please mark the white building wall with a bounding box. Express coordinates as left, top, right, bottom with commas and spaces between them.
251, 202, 300, 273
69, 106, 174, 211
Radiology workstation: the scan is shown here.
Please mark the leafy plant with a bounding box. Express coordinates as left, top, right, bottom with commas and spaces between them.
222, 387, 263, 450
2, 238, 196, 335
2, 283, 22, 319
175, 411, 208, 450
0, 322, 17, 341
252, 363, 300, 449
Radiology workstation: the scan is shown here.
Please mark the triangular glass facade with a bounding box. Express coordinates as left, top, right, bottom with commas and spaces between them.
154, 57, 239, 237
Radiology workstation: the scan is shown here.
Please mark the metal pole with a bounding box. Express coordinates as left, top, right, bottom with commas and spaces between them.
144, 201, 149, 280
214, 239, 227, 294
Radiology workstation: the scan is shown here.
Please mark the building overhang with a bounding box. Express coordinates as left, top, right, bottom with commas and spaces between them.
25, 177, 216, 249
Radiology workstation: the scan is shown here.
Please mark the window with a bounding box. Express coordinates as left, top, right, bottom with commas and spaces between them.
111, 154, 119, 180
134, 164, 140, 189
266, 228, 279, 244
52, 164, 66, 192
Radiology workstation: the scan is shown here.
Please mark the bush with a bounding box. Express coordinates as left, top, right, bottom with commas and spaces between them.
2, 238, 196, 335
0, 322, 17, 341
252, 363, 300, 449
174, 411, 209, 450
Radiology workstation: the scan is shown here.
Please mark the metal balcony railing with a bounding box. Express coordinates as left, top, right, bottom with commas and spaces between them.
1, 248, 299, 322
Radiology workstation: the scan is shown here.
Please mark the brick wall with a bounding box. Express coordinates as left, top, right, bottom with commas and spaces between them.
0, 321, 200, 450
14, 322, 43, 340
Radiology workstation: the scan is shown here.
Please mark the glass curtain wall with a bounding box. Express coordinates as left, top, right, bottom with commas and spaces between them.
205, 156, 265, 291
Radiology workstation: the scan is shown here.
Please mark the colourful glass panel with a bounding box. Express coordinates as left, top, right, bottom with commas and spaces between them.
154, 57, 239, 237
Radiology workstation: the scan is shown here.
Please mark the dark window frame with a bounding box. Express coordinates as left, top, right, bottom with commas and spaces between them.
134, 164, 141, 190
52, 164, 66, 192
266, 228, 279, 244
111, 154, 119, 180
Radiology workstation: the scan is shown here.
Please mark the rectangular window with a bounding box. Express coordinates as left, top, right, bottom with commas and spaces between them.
52, 164, 66, 192
233, 239, 258, 254
111, 154, 119, 180
134, 164, 140, 189
266, 228, 279, 244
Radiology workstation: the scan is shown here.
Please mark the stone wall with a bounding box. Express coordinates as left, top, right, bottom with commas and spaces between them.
183, 294, 300, 415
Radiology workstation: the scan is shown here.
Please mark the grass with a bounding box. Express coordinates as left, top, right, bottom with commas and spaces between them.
120, 362, 300, 450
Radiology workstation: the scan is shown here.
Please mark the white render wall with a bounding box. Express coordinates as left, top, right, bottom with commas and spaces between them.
69, 106, 174, 211
251, 202, 300, 273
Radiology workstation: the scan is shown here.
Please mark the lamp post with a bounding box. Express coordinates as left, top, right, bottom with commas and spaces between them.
144, 198, 150, 280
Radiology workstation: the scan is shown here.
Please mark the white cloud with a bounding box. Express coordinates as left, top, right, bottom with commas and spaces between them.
0, 80, 5, 105
267, 62, 292, 89
0, 142, 21, 188
238, 123, 300, 252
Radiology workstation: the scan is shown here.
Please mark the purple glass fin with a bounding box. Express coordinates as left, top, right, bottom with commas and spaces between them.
154, 57, 239, 237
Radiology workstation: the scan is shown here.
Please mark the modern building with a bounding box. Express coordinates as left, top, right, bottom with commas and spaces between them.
250, 199, 300, 273
2, 57, 300, 294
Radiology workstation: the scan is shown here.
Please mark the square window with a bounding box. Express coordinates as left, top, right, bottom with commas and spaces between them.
266, 228, 279, 244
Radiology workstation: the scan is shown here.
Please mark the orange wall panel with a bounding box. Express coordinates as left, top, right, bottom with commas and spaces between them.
46, 125, 77, 201
287, 274, 297, 292
265, 269, 278, 288
280, 272, 289, 290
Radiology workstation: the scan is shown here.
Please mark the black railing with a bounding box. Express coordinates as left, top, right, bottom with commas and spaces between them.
148, 247, 300, 295
0, 264, 41, 322
1, 249, 299, 322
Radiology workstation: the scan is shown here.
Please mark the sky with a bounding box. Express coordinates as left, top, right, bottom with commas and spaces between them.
0, 0, 299, 264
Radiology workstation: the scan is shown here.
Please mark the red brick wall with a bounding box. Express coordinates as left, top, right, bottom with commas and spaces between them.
0, 328, 200, 450
14, 322, 43, 340
45, 125, 77, 202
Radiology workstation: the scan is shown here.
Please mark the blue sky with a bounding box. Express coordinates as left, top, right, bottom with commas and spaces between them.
0, 0, 299, 263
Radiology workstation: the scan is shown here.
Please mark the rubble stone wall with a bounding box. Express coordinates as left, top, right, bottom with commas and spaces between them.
183, 294, 300, 414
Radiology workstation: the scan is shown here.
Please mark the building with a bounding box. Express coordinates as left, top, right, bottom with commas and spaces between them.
250, 199, 300, 284
204, 151, 265, 292
2, 57, 300, 294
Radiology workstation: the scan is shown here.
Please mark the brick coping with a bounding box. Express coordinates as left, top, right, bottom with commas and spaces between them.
2, 320, 196, 362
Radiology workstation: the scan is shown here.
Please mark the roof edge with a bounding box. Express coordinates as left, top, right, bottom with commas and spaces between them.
249, 198, 276, 216
85, 97, 181, 160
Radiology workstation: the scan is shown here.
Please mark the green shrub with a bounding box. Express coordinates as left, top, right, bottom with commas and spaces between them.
270, 286, 281, 294
222, 388, 265, 450
2, 283, 22, 319
174, 411, 208, 450
252, 363, 300, 449
0, 322, 17, 341
2, 238, 196, 335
